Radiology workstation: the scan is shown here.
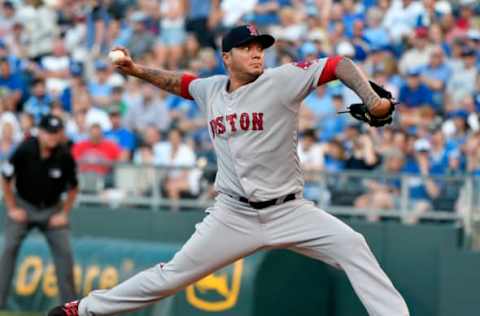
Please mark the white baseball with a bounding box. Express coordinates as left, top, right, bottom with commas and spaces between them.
108, 50, 126, 63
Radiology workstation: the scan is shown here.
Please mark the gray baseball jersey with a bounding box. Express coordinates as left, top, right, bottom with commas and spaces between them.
189, 60, 328, 201
75, 58, 409, 316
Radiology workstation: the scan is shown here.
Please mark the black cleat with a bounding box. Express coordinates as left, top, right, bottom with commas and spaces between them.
47, 300, 79, 316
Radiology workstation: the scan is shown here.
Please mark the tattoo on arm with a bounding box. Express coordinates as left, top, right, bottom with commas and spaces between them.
134, 65, 183, 96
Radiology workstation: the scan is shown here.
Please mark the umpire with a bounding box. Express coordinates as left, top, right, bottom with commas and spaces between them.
0, 114, 78, 307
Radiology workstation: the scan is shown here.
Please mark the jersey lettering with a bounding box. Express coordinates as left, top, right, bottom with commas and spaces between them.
216, 117, 226, 134
240, 113, 250, 130
226, 114, 238, 132
209, 112, 264, 138
252, 113, 264, 130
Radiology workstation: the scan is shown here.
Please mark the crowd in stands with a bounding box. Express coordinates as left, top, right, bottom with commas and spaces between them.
0, 0, 479, 219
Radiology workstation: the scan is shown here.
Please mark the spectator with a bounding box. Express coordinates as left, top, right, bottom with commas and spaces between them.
345, 131, 379, 170
354, 148, 405, 221
298, 129, 324, 171
429, 128, 449, 173
109, 85, 128, 116
442, 110, 470, 150
402, 138, 441, 224
298, 128, 325, 202
317, 92, 348, 141
419, 46, 451, 109
123, 83, 170, 133
16, 0, 58, 60
65, 107, 88, 143
19, 112, 36, 139
3, 21, 29, 59
0, 121, 18, 160
303, 85, 336, 132
363, 6, 390, 49
446, 46, 478, 105
104, 104, 135, 161
416, 0, 449, 28
0, 57, 23, 111
398, 27, 434, 75
154, 0, 186, 70
85, 0, 110, 57
398, 68, 435, 128
133, 125, 161, 165
125, 11, 155, 60
154, 128, 197, 205
341, 0, 365, 39
24, 78, 53, 124
72, 123, 123, 178
465, 131, 480, 175
383, 0, 423, 44
87, 60, 114, 108
0, 1, 16, 37
0, 109, 22, 144
59, 62, 88, 113
184, 0, 218, 48
220, 0, 257, 27
40, 37, 72, 96
196, 48, 224, 77
323, 139, 346, 173
270, 6, 306, 43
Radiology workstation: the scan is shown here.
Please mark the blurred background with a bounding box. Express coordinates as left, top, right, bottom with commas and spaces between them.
0, 0, 479, 315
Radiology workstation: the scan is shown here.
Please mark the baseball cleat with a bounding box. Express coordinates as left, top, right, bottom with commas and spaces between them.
47, 300, 79, 316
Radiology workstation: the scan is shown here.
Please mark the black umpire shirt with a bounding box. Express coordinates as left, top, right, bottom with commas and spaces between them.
1, 137, 78, 209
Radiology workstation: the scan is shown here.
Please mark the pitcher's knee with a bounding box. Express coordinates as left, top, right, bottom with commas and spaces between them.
148, 263, 185, 297
333, 231, 368, 251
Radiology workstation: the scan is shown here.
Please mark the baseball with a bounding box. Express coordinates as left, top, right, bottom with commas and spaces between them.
369, 98, 391, 117
108, 50, 126, 63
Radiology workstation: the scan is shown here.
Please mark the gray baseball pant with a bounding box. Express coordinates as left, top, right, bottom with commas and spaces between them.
79, 194, 409, 316
0, 197, 76, 307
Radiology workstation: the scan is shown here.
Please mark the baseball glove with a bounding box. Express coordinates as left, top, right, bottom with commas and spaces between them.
339, 81, 397, 127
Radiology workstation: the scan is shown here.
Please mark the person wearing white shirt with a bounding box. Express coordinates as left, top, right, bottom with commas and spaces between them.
298, 129, 326, 203
382, 0, 423, 43
154, 128, 199, 203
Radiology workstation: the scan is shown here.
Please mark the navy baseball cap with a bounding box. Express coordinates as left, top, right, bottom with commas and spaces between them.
222, 24, 275, 52
39, 114, 64, 133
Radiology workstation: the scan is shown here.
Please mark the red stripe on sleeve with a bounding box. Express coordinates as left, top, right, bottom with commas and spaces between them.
180, 73, 198, 100
318, 56, 342, 86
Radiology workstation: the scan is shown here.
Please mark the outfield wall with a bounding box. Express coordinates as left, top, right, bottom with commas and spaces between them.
0, 206, 478, 316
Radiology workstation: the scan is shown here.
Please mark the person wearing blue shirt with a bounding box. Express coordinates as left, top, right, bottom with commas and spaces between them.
104, 105, 136, 160
88, 61, 112, 107
363, 7, 390, 49
419, 47, 452, 110
318, 93, 348, 142
341, 0, 365, 39
24, 78, 52, 124
0, 57, 24, 111
252, 0, 292, 27
402, 139, 441, 224
398, 68, 436, 128
399, 69, 435, 109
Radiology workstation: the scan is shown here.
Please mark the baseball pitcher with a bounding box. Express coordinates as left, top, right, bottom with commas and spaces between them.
49, 25, 408, 316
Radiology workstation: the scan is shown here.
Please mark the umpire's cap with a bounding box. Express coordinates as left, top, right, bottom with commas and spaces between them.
222, 24, 275, 52
39, 114, 64, 133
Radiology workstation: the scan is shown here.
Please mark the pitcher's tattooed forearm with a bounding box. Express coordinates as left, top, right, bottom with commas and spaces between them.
335, 57, 380, 109
134, 65, 182, 96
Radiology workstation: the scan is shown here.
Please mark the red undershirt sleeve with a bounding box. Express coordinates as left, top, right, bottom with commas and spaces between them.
318, 56, 342, 86
180, 73, 198, 100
